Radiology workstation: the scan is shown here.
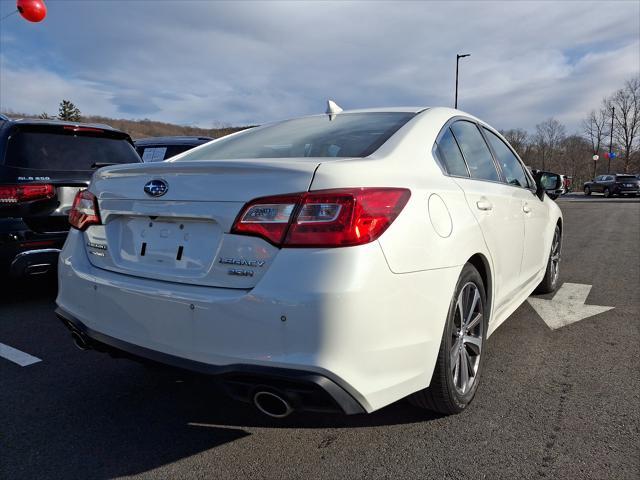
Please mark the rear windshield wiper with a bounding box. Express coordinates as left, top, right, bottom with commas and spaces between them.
91, 162, 118, 169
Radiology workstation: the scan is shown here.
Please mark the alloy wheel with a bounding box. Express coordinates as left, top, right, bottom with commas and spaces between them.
450, 282, 484, 395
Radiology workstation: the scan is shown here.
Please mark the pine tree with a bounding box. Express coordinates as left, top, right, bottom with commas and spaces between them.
58, 100, 81, 121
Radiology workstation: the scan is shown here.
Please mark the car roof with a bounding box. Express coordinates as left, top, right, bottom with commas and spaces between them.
3, 117, 123, 132
134, 136, 213, 146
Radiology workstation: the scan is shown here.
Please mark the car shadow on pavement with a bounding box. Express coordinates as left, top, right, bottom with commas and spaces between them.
3, 355, 440, 480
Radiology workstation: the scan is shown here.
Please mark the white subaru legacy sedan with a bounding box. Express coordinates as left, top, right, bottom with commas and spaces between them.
56, 107, 563, 418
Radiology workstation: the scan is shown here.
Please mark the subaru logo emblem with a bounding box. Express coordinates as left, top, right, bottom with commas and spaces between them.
144, 179, 168, 197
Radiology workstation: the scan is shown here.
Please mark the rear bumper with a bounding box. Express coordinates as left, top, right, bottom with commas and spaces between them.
56, 307, 365, 415
57, 229, 461, 412
0, 218, 66, 277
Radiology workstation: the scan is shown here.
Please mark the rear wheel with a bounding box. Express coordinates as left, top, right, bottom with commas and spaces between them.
584, 186, 591, 196
534, 225, 561, 294
409, 264, 487, 414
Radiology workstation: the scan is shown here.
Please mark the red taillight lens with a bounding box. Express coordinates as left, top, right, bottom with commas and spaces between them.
0, 184, 55, 204
231, 188, 411, 248
287, 188, 410, 247
231, 194, 300, 245
68, 190, 101, 231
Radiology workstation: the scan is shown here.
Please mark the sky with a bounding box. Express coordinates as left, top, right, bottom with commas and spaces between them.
0, 0, 639, 133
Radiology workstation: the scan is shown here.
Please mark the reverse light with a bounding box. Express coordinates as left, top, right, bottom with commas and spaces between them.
0, 184, 54, 204
231, 188, 411, 248
68, 189, 101, 230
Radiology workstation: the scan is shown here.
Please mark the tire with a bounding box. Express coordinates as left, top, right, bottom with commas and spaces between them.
584, 186, 591, 196
603, 187, 611, 198
534, 224, 561, 294
409, 263, 487, 415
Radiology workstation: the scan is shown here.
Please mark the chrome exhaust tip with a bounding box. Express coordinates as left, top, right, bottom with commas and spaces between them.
71, 331, 90, 351
253, 390, 294, 418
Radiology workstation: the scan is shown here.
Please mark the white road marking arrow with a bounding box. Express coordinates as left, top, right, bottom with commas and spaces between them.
0, 342, 42, 366
527, 283, 614, 330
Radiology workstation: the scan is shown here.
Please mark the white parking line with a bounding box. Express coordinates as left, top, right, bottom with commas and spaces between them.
0, 342, 42, 366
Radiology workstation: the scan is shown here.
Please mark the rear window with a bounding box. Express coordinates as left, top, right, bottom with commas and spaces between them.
5, 127, 140, 171
137, 145, 197, 162
178, 112, 416, 161
616, 175, 637, 181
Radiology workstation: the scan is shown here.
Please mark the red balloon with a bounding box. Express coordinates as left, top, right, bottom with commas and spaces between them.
17, 0, 47, 23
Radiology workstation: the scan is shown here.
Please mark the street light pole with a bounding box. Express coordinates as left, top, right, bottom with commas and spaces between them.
608, 106, 614, 174
455, 53, 470, 109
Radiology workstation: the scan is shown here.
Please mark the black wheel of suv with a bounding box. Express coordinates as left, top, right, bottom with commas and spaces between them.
603, 187, 611, 198
409, 263, 487, 415
584, 186, 591, 196
534, 225, 561, 294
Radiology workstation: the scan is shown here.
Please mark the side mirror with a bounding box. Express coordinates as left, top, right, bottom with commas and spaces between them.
533, 171, 562, 200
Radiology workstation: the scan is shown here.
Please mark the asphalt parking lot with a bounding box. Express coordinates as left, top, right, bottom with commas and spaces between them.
1, 197, 638, 480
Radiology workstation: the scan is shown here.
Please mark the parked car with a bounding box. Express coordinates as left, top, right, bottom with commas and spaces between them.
0, 115, 141, 278
134, 136, 213, 162
560, 175, 571, 194
583, 174, 640, 197
56, 107, 562, 418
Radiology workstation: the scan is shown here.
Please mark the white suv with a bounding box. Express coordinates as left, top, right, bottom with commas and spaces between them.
56, 107, 562, 417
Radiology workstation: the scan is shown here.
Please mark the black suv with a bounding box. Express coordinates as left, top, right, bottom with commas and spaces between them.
583, 174, 640, 197
0, 115, 141, 279
134, 136, 212, 162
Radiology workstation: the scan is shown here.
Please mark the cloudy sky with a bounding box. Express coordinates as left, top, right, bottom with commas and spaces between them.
0, 0, 638, 132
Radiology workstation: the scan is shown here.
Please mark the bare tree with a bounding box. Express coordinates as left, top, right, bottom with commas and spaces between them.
608, 77, 640, 173
534, 118, 566, 170
560, 135, 591, 185
501, 128, 534, 166
501, 128, 527, 153
582, 105, 609, 155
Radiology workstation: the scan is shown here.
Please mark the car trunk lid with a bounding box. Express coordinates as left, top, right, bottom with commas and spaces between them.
85, 159, 321, 289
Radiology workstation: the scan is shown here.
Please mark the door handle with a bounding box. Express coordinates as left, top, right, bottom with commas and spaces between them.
476, 200, 493, 211
523, 203, 532, 214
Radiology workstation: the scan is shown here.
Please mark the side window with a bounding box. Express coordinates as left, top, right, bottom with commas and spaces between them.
450, 121, 500, 182
435, 128, 469, 177
483, 128, 529, 188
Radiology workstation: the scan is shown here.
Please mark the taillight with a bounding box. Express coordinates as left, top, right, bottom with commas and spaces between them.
0, 184, 55, 204
231, 194, 300, 245
68, 190, 101, 231
231, 188, 411, 248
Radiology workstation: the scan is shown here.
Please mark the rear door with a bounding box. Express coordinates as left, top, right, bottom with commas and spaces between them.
0, 124, 140, 230
482, 127, 547, 282
441, 120, 525, 309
